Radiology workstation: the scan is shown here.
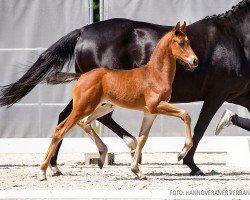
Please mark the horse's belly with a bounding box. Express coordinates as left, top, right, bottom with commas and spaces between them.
103, 98, 146, 112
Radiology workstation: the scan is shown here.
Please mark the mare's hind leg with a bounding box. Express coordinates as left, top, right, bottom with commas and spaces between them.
131, 112, 156, 180
88, 104, 138, 160
98, 112, 138, 161
98, 112, 137, 151
155, 101, 193, 161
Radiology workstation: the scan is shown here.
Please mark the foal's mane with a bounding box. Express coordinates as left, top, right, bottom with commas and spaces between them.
148, 29, 175, 62
148, 27, 186, 67
205, 0, 250, 20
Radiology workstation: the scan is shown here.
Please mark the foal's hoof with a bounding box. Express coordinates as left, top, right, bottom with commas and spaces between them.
135, 172, 147, 180
138, 174, 147, 180
98, 159, 104, 169
50, 165, 63, 176
190, 170, 205, 176
38, 171, 47, 181
131, 169, 147, 180
177, 153, 184, 161
98, 150, 107, 169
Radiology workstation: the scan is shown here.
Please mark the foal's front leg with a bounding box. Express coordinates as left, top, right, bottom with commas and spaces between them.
156, 101, 193, 161
131, 112, 156, 180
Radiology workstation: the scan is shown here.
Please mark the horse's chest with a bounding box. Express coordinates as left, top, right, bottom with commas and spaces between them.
160, 90, 172, 102
147, 87, 172, 105
154, 85, 172, 101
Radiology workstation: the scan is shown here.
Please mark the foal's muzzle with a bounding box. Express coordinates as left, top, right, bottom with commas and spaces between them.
193, 58, 199, 67
187, 55, 199, 68
177, 56, 199, 72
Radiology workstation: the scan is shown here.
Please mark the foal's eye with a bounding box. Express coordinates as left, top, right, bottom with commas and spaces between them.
178, 41, 185, 47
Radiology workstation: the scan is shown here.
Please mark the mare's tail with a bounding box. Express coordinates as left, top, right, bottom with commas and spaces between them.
46, 72, 81, 85
0, 28, 81, 107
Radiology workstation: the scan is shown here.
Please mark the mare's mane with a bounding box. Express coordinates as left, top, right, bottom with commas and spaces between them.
205, 0, 250, 20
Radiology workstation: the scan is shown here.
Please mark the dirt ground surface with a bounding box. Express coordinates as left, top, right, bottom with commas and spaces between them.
0, 152, 249, 190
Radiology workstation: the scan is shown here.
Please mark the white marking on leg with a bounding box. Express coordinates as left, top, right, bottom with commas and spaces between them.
123, 135, 137, 150
38, 169, 47, 181
49, 165, 62, 176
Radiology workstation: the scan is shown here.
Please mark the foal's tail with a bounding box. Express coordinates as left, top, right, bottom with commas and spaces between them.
0, 28, 81, 107
46, 72, 81, 85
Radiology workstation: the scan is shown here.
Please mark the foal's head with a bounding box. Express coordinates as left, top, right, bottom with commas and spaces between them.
170, 22, 199, 71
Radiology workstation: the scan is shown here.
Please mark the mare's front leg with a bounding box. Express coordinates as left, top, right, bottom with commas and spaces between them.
98, 112, 137, 154
183, 97, 224, 176
155, 101, 193, 161
131, 112, 156, 180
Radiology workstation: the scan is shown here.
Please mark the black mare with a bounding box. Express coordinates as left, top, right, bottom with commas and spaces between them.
1, 0, 250, 176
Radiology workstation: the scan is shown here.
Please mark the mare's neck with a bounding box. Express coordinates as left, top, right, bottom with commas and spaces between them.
147, 33, 176, 85
229, 2, 250, 61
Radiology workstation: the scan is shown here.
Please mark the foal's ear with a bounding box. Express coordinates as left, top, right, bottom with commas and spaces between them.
180, 21, 186, 32
174, 22, 181, 31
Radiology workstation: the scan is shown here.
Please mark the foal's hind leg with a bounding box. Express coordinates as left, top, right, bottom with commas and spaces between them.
77, 103, 115, 168
50, 100, 73, 176
155, 101, 193, 161
39, 112, 82, 181
77, 121, 108, 169
39, 102, 97, 180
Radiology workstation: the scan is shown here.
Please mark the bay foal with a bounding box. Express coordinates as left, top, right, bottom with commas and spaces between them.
40, 22, 198, 180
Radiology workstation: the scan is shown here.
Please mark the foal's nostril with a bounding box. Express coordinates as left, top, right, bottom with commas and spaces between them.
193, 58, 199, 66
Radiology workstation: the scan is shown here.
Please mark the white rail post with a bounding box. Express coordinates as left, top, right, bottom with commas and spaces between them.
99, 0, 104, 21
88, 0, 94, 24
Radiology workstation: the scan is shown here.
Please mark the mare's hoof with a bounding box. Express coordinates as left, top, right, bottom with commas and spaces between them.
38, 171, 47, 181
50, 165, 63, 176
190, 170, 205, 176
52, 171, 63, 176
